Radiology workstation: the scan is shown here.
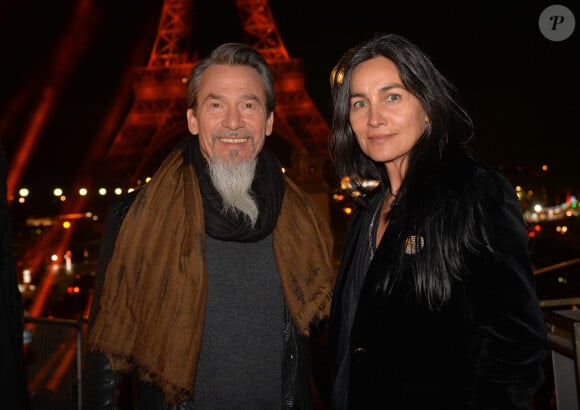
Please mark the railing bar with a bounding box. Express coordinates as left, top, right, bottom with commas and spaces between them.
76, 319, 83, 410
24, 316, 81, 327
534, 257, 580, 276
540, 298, 580, 308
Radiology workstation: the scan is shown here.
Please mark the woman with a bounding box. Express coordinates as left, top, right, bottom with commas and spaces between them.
327, 33, 549, 409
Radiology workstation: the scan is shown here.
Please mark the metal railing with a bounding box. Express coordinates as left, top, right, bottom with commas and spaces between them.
24, 316, 87, 410
535, 257, 580, 410
21, 257, 580, 410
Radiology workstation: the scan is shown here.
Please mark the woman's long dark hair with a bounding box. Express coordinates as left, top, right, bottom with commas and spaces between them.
329, 33, 491, 310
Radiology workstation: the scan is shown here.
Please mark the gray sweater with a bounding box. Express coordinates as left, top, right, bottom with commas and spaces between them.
193, 233, 284, 409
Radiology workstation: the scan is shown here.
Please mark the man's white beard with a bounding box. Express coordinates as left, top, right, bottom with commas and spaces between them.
208, 155, 259, 227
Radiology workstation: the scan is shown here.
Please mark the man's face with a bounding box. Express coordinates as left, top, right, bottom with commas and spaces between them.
186, 64, 274, 164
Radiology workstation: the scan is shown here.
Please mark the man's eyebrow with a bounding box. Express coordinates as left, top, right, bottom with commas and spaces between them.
238, 94, 261, 103
202, 93, 261, 103
202, 93, 225, 103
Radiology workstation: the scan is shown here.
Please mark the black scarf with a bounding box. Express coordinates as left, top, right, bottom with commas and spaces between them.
188, 138, 285, 242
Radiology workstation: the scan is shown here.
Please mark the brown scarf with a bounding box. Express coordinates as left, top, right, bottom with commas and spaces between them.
88, 142, 336, 404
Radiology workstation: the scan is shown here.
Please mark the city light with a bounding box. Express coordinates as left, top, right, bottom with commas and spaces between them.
10, 183, 145, 204
525, 200, 579, 223
23, 269, 31, 284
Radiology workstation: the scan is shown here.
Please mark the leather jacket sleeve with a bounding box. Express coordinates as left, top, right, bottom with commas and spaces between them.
83, 351, 121, 410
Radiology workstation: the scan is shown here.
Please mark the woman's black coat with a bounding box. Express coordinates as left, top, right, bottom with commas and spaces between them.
328, 163, 549, 410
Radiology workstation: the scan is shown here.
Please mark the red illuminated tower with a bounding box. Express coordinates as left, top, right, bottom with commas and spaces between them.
103, 0, 330, 198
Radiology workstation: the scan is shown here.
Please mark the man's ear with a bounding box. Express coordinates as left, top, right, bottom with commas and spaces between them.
187, 109, 199, 135
265, 111, 274, 136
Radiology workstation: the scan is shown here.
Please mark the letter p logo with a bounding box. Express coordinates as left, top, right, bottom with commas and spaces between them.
539, 5, 575, 41
550, 14, 566, 31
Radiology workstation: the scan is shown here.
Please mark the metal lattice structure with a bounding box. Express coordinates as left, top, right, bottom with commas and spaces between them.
103, 0, 330, 188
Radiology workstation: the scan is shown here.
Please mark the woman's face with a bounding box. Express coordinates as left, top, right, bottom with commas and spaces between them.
348, 56, 428, 174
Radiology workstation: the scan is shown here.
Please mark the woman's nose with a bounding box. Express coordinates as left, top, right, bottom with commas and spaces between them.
368, 106, 386, 127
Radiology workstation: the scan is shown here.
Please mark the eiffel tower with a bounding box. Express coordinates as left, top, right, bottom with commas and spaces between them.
102, 0, 331, 203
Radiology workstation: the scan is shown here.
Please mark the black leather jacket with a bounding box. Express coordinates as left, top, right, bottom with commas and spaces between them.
83, 192, 319, 410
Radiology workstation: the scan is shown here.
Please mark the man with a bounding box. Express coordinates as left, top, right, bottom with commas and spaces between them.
0, 143, 30, 410
84, 42, 336, 409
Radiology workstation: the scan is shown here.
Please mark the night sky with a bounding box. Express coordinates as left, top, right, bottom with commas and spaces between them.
1, 0, 578, 199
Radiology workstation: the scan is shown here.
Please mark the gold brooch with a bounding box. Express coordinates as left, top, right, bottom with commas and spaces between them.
405, 235, 425, 255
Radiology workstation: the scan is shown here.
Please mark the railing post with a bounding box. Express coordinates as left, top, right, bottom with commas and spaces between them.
76, 318, 83, 410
